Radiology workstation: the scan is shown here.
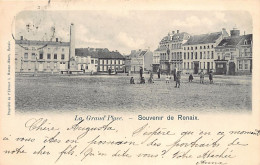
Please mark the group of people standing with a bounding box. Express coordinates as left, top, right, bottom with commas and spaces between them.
189, 69, 214, 84
130, 67, 213, 86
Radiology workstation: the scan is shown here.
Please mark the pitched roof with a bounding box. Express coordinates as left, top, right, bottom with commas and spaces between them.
183, 32, 222, 45
75, 48, 125, 59
217, 34, 252, 47
15, 40, 70, 46
160, 32, 190, 43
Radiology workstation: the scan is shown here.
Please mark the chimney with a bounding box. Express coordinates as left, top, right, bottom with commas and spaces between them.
56, 38, 58, 42
177, 30, 179, 33
172, 31, 175, 34
230, 27, 240, 38
21, 36, 23, 40
69, 23, 75, 69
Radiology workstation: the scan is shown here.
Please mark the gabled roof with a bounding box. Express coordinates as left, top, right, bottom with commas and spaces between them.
15, 40, 70, 46
183, 32, 222, 45
216, 34, 252, 47
75, 48, 125, 59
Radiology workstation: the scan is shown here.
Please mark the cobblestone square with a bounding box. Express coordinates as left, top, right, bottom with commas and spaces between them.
15, 74, 251, 113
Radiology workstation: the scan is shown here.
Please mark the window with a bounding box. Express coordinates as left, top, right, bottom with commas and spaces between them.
91, 60, 94, 64
61, 54, 65, 60
200, 46, 202, 49
48, 48, 51, 51
104, 60, 107, 64
31, 53, 35, 59
200, 62, 201, 69
211, 51, 214, 59
195, 47, 197, 50
184, 53, 186, 59
238, 61, 242, 69
39, 53, 43, 59
184, 62, 186, 69
180, 52, 182, 59
204, 46, 206, 49
191, 52, 193, 59
62, 48, 65, 52
207, 45, 210, 49
32, 47, 36, 50
217, 64, 224, 68
191, 62, 194, 69
207, 51, 210, 59
203, 52, 206, 59
100, 60, 103, 64
54, 54, 57, 59
47, 53, 51, 59
191, 47, 193, 50
211, 45, 214, 48
245, 60, 248, 69
211, 62, 213, 69
24, 53, 28, 59
95, 60, 98, 64
188, 47, 189, 50
200, 52, 202, 59
187, 62, 189, 69
204, 62, 205, 69
184, 47, 186, 50
195, 52, 197, 59
187, 52, 189, 59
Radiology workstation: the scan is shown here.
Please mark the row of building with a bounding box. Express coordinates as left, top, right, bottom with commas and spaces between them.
153, 28, 253, 75
15, 23, 126, 74
15, 23, 252, 75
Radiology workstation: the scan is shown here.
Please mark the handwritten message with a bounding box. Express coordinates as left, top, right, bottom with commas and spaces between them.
1, 116, 260, 165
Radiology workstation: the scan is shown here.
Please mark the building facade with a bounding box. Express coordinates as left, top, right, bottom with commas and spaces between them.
15, 23, 75, 73
157, 30, 190, 73
75, 48, 125, 73
15, 39, 70, 73
128, 49, 153, 72
152, 48, 160, 72
182, 29, 229, 74
215, 29, 252, 75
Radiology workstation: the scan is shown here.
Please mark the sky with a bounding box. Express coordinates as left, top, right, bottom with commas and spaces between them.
15, 10, 252, 55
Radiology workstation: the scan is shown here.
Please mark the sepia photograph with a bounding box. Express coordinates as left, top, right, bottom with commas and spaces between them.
14, 10, 252, 113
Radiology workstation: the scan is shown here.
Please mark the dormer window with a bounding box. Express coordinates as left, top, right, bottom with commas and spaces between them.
244, 40, 247, 45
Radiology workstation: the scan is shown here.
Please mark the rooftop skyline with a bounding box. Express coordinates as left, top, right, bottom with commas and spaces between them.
15, 10, 252, 54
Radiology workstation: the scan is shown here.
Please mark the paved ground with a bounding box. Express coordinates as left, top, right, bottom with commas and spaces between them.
15, 73, 252, 113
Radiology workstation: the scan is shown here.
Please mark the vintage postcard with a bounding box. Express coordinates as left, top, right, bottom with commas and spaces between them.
0, 0, 260, 164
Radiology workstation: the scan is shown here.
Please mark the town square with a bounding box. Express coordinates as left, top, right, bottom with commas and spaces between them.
14, 11, 252, 112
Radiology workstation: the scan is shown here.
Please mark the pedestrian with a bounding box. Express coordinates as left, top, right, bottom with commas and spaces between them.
165, 74, 170, 83
189, 73, 193, 82
140, 67, 143, 79
175, 71, 181, 88
108, 68, 111, 75
209, 70, 213, 84
173, 67, 177, 81
199, 69, 205, 84
130, 77, 135, 84
157, 68, 161, 79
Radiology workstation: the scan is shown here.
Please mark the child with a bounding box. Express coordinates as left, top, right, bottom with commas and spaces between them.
175, 71, 181, 88
148, 72, 154, 83
130, 77, 135, 84
165, 74, 170, 83
189, 73, 193, 82
140, 77, 145, 84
